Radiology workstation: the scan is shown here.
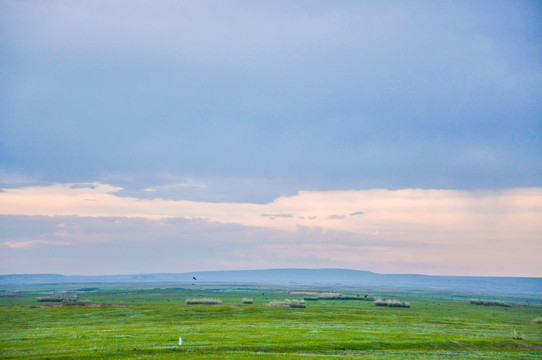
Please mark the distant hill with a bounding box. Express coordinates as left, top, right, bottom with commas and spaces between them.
1, 268, 541, 296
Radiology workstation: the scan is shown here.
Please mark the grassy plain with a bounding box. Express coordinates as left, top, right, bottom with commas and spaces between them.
1, 284, 541, 359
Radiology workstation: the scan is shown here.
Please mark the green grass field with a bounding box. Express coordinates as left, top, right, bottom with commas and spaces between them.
1, 285, 541, 359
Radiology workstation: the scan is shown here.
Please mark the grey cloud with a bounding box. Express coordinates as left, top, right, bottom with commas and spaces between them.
70, 183, 97, 189
1, 1, 540, 198
327, 215, 345, 220
350, 211, 364, 216
261, 213, 293, 218
1, 1, 349, 63
110, 175, 300, 204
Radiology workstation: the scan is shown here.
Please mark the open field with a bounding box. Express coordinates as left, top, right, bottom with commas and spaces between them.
1, 284, 541, 359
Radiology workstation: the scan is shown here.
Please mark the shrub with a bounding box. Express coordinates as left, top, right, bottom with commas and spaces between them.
37, 297, 62, 303
374, 298, 410, 308
318, 294, 374, 301
37, 295, 79, 303
388, 300, 410, 308
512, 330, 525, 340
267, 299, 306, 308
289, 291, 340, 296
469, 299, 511, 307
186, 298, 223, 305
242, 298, 253, 304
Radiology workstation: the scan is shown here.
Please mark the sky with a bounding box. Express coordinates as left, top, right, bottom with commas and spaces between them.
1, 1, 541, 276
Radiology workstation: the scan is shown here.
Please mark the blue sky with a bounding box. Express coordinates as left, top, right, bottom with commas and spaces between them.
1, 1, 541, 276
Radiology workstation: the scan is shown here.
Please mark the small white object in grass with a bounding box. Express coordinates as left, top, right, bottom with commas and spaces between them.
179, 337, 183, 345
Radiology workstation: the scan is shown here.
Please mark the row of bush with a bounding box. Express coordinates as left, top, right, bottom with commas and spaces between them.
267, 299, 306, 308
36, 295, 80, 304
186, 298, 223, 305
185, 296, 415, 309
185, 298, 252, 305
374, 298, 411, 308
305, 294, 375, 301
469, 299, 511, 307
185, 297, 306, 308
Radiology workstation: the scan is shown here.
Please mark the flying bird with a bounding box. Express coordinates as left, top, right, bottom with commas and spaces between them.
193, 276, 197, 281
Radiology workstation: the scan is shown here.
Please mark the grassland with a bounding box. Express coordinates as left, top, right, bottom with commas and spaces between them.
1, 284, 541, 359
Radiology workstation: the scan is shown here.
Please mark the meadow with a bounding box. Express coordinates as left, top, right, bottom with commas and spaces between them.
1, 284, 541, 359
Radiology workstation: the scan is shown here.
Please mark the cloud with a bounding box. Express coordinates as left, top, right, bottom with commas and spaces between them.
2, 240, 72, 249
1, 211, 540, 276
1, 2, 540, 276
70, 183, 97, 189
100, 175, 300, 204
0, 183, 541, 275
1, 184, 541, 242
261, 213, 293, 218
0, 215, 362, 274
0, 1, 352, 64
1, 1, 540, 193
